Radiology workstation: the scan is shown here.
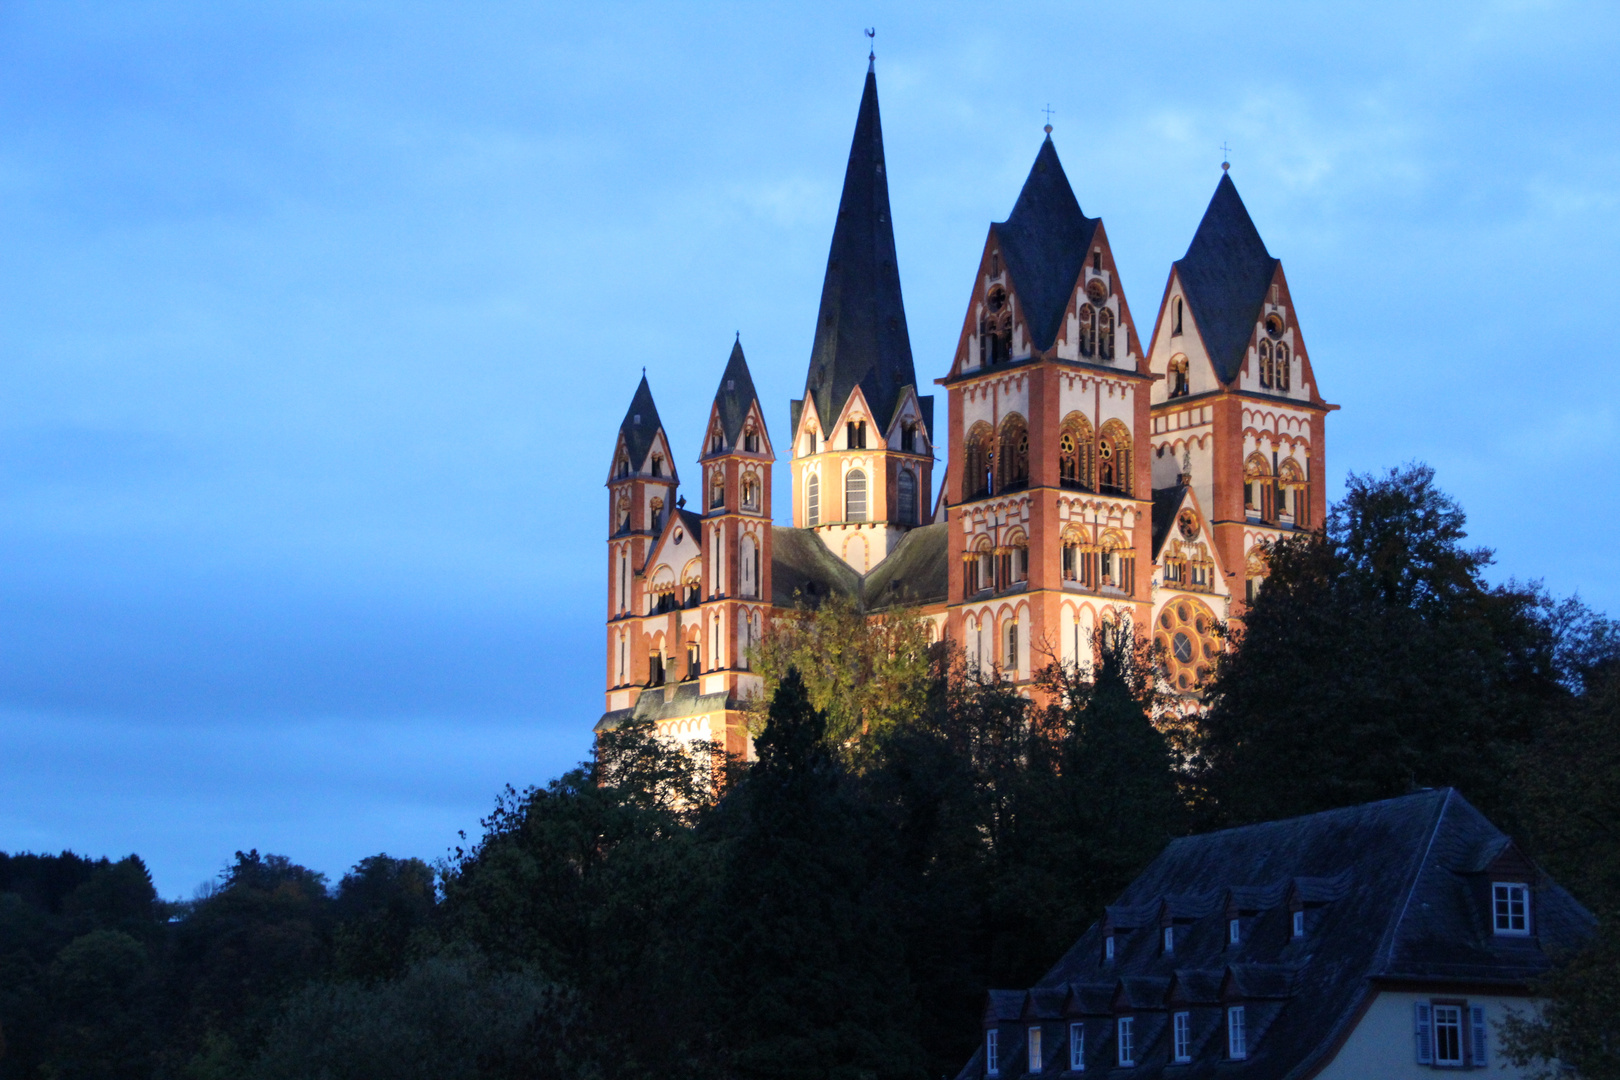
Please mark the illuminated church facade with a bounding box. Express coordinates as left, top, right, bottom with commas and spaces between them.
600, 62, 1333, 756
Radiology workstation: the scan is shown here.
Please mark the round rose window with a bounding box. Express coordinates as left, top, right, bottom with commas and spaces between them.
1156, 596, 1220, 691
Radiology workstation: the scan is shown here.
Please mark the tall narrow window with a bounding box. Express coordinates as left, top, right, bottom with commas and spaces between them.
847, 421, 867, 449
1227, 1006, 1247, 1060
1162, 926, 1175, 953
1078, 304, 1096, 357
744, 429, 759, 452
986, 1030, 1000, 1077
618, 637, 625, 683
1027, 1027, 1042, 1074
1005, 620, 1019, 674
1173, 1012, 1191, 1063
963, 424, 995, 501
686, 644, 699, 681
1276, 343, 1291, 391
1098, 307, 1116, 360
806, 473, 820, 527
1293, 910, 1305, 937
1229, 918, 1241, 944
1172, 297, 1183, 336
845, 469, 868, 522
1258, 340, 1274, 388
1104, 935, 1115, 961
1116, 1018, 1134, 1067
710, 469, 724, 509
997, 416, 1029, 491
901, 423, 917, 453
1169, 356, 1189, 398
1068, 1024, 1084, 1071
1433, 1005, 1463, 1066
651, 454, 664, 478
898, 469, 917, 525
1092, 250, 1102, 272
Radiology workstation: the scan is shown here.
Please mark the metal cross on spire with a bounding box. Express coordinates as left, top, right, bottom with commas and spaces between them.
1042, 103, 1056, 131
1220, 142, 1232, 171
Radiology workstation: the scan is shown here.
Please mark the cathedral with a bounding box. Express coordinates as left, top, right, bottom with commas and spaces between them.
600, 61, 1333, 757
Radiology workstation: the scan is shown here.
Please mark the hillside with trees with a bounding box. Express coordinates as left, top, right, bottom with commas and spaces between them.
1, 465, 1615, 1080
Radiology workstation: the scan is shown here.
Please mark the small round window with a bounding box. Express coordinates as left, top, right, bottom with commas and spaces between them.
1265, 314, 1284, 340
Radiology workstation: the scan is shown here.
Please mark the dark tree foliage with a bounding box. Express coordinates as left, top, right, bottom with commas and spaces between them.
1196, 464, 1572, 829
705, 668, 922, 1080
330, 855, 437, 983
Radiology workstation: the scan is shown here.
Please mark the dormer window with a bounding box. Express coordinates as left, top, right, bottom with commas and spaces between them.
1227, 1006, 1247, 1060
1104, 934, 1115, 962
1493, 882, 1530, 935
847, 420, 867, 450
1027, 1026, 1042, 1073
1116, 1018, 1134, 1067
651, 455, 664, 478
711, 431, 725, 454
744, 429, 760, 453
616, 456, 629, 478
1293, 910, 1305, 938
1229, 918, 1241, 944
1162, 926, 1175, 953
1068, 1024, 1084, 1071
901, 422, 917, 453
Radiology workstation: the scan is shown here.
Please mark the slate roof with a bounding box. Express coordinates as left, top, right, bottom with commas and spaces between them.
993, 137, 1099, 353
1151, 484, 1190, 559
617, 374, 665, 469
1174, 173, 1279, 385
962, 789, 1596, 1080
860, 522, 949, 610
802, 67, 923, 438
595, 684, 732, 734
770, 527, 862, 607
711, 339, 765, 450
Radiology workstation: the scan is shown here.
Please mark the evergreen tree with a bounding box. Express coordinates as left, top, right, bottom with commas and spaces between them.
707, 668, 922, 1080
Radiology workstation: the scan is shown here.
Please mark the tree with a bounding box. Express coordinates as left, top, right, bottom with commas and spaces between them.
706, 668, 923, 1080
330, 856, 437, 984
751, 594, 935, 752
1196, 464, 1571, 828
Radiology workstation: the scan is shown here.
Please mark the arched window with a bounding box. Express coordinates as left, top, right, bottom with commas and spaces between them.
1098, 420, 1133, 496
1006, 531, 1029, 584
649, 497, 664, 534
742, 474, 760, 512
845, 469, 867, 522
616, 492, 630, 533
897, 469, 917, 526
1059, 413, 1094, 489
739, 535, 758, 598
710, 430, 724, 454
1078, 303, 1096, 357
806, 472, 820, 526
1278, 459, 1305, 522
1244, 453, 1274, 521
1275, 344, 1291, 392
744, 427, 760, 453
982, 287, 1011, 365
1258, 340, 1274, 388
962, 422, 995, 501
651, 454, 664, 478
1098, 307, 1116, 361
1169, 356, 1190, 398
1172, 297, 1184, 336
616, 456, 629, 479
709, 468, 724, 509
997, 414, 1029, 492
1004, 618, 1019, 675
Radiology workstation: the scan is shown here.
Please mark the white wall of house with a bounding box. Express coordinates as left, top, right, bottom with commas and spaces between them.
1313, 990, 1542, 1079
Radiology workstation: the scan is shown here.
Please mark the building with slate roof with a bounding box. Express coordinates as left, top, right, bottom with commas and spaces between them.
602, 59, 1336, 751
962, 789, 1594, 1079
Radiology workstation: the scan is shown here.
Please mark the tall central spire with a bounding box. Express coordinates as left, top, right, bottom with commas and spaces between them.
802, 66, 918, 438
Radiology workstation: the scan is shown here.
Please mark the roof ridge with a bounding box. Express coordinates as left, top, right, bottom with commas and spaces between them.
1380, 788, 1455, 974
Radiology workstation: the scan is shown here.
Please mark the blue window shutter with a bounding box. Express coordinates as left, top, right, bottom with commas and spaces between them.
1470, 1006, 1487, 1066
1415, 1002, 1433, 1064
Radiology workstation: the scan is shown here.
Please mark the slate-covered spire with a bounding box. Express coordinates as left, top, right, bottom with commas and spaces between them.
802, 66, 917, 437
617, 373, 665, 469
1174, 172, 1279, 384
711, 337, 763, 449
993, 136, 1099, 352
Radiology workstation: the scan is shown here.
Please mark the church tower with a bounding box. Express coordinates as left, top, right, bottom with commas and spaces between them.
788, 61, 935, 575
606, 375, 680, 696
1142, 170, 1333, 638
940, 134, 1155, 685
697, 339, 774, 716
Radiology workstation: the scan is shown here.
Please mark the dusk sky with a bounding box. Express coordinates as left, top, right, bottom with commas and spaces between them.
2, 2, 1617, 897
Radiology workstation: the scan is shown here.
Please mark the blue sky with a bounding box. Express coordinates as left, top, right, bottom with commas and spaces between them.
1, 2, 1616, 897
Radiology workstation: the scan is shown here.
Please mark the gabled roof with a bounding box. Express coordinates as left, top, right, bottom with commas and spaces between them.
770, 527, 863, 607
711, 339, 765, 450
993, 137, 1099, 353
1151, 484, 1190, 559
802, 67, 919, 437
965, 790, 1596, 1080
1174, 172, 1279, 385
860, 521, 948, 611
617, 374, 666, 470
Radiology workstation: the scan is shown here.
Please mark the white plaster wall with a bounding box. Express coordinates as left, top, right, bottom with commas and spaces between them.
1313, 990, 1542, 1080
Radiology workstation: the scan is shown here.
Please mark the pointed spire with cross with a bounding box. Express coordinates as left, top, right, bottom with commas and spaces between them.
1042, 103, 1055, 135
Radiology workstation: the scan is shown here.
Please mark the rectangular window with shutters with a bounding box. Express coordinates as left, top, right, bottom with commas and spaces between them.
1470, 1005, 1488, 1066
1027, 1026, 1042, 1074
1416, 1002, 1434, 1064
1068, 1023, 1084, 1071
1172, 1011, 1191, 1063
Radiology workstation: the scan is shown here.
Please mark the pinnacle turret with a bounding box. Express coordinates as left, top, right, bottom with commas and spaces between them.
709, 338, 764, 451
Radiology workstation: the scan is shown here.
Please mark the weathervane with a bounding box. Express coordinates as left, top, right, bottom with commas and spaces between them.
865, 27, 875, 66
